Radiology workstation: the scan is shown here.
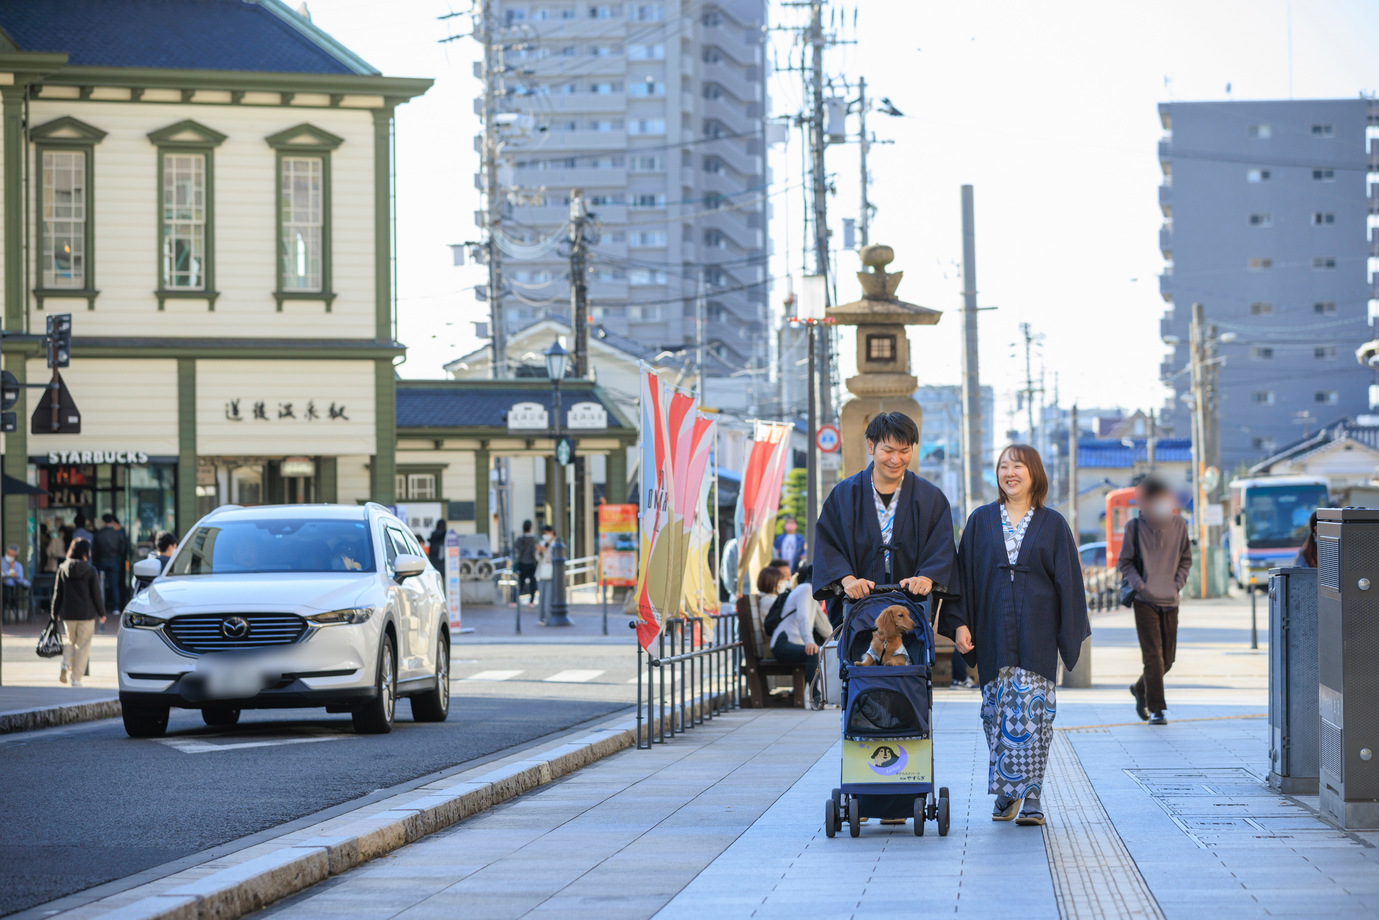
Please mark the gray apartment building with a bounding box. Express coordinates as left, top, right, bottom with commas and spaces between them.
1158, 99, 1376, 470
479, 0, 769, 377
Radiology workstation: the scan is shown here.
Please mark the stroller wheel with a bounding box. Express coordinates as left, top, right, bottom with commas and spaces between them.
824, 798, 838, 838
938, 790, 951, 837
913, 796, 925, 836
848, 798, 861, 838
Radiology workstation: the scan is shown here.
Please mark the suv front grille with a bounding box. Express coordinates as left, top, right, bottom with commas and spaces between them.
164, 614, 308, 653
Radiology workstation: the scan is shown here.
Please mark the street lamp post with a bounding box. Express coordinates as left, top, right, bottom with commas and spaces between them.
544, 340, 574, 627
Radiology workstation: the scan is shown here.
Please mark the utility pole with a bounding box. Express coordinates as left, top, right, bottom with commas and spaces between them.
479, 0, 507, 378
802, 0, 835, 443
568, 189, 590, 556
696, 268, 707, 406
1147, 409, 1158, 471
1190, 301, 1208, 599
959, 186, 983, 519
1069, 405, 1080, 541
1020, 322, 1038, 446
857, 75, 870, 248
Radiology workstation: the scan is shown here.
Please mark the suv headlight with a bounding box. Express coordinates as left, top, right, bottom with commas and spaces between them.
307, 607, 374, 626
124, 612, 167, 629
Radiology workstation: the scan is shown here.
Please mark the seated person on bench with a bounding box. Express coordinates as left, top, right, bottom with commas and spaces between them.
762, 562, 823, 683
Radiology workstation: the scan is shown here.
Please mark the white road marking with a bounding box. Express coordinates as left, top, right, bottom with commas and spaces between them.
155, 734, 347, 754
543, 669, 605, 683
462, 670, 523, 682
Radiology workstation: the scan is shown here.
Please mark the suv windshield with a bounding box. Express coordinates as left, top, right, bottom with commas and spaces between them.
169, 519, 375, 575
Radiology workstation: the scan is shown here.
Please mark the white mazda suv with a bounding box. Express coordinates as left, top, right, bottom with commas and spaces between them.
116, 503, 450, 738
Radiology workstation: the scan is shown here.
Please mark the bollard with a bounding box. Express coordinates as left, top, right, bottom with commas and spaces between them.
1061, 634, 1094, 688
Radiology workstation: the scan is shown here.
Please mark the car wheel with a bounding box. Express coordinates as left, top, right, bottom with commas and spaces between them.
202, 707, 240, 727
352, 635, 396, 735
123, 704, 169, 738
411, 632, 450, 722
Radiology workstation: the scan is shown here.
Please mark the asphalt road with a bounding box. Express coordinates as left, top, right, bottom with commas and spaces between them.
0, 638, 637, 918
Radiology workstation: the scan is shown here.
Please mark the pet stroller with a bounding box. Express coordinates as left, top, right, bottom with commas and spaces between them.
824, 585, 950, 838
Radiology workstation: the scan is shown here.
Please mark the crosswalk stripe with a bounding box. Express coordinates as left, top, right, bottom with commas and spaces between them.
543, 669, 605, 683
462, 670, 523, 682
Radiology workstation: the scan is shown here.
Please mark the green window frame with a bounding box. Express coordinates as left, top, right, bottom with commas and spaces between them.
31, 116, 106, 310
148, 119, 226, 310
266, 124, 343, 311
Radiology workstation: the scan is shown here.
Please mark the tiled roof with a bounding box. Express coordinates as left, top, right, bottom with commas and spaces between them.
1077, 438, 1192, 469
397, 383, 629, 430
1250, 417, 1379, 473
0, 0, 367, 74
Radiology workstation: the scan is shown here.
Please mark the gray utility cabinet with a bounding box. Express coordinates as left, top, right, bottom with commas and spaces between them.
1268, 567, 1319, 794
1317, 508, 1379, 829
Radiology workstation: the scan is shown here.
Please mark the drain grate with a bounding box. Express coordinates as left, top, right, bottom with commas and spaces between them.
1126, 767, 1365, 849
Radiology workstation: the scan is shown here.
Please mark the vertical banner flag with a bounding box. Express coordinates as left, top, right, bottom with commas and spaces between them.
443, 529, 462, 633
681, 416, 720, 625
735, 421, 793, 594
633, 367, 715, 649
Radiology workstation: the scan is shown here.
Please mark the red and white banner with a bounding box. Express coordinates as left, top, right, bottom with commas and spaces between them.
633, 366, 715, 649
735, 421, 793, 594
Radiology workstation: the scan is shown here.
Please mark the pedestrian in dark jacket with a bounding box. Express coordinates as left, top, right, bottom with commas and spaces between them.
53, 538, 106, 687
93, 513, 129, 620
513, 520, 538, 603
1118, 476, 1193, 726
427, 520, 448, 569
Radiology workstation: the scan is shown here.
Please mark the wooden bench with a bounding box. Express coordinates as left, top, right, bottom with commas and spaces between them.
736, 595, 806, 708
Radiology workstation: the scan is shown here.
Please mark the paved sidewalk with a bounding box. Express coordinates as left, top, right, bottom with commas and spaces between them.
251, 595, 1379, 920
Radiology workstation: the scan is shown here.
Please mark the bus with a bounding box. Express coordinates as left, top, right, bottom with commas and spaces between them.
1228, 475, 1328, 588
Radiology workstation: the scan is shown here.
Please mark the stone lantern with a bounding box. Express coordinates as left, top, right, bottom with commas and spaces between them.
829, 244, 942, 476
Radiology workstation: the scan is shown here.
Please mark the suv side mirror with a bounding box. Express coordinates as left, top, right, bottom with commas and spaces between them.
394, 553, 427, 582
133, 558, 165, 581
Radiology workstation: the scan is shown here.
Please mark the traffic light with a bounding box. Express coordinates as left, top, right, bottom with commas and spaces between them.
46, 313, 71, 368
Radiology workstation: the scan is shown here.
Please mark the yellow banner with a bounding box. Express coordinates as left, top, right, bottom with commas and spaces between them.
842, 738, 933, 785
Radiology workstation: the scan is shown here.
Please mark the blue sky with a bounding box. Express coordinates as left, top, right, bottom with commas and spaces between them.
305, 0, 1379, 427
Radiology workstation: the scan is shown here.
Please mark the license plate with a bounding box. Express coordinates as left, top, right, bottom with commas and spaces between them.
201, 663, 267, 699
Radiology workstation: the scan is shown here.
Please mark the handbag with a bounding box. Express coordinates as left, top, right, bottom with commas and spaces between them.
36, 615, 64, 658
1118, 519, 1142, 608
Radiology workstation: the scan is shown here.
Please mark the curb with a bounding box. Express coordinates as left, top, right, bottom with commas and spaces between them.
49, 696, 731, 920
0, 697, 121, 734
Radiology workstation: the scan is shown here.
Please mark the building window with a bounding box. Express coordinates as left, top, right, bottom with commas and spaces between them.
629, 305, 661, 321
39, 150, 88, 290
1313, 256, 1337, 270
1248, 213, 1272, 226
1315, 301, 1337, 314
267, 124, 342, 309
631, 231, 666, 246
632, 193, 666, 208
408, 474, 437, 500
628, 268, 667, 285
632, 4, 663, 21
630, 155, 665, 171
1315, 390, 1340, 405
1247, 168, 1270, 183
628, 119, 666, 135
1248, 123, 1271, 138
1248, 257, 1272, 270
1312, 168, 1335, 181
1252, 391, 1275, 405
1313, 212, 1336, 225
866, 334, 897, 362
1251, 346, 1274, 359
627, 44, 665, 60
1249, 302, 1273, 315
149, 120, 225, 307
1315, 346, 1338, 359
1312, 123, 1335, 137
1251, 437, 1277, 452
628, 80, 665, 97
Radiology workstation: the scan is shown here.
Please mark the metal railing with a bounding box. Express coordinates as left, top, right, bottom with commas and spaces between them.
634, 609, 744, 749
1084, 566, 1119, 612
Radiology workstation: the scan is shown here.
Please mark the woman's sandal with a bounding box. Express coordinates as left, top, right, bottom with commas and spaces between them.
1016, 800, 1046, 826
992, 796, 1021, 821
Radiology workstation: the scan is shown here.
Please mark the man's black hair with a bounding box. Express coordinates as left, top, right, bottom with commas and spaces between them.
102, 513, 117, 525
864, 412, 919, 447
541, 524, 554, 533
522, 520, 533, 532
156, 531, 177, 553
1139, 476, 1170, 499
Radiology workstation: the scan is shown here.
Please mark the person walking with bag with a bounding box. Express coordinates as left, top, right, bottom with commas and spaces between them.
940, 444, 1090, 827
53, 537, 107, 687
535, 525, 555, 625
1119, 476, 1192, 726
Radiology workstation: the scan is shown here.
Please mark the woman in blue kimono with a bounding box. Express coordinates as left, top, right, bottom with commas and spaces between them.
940, 444, 1090, 827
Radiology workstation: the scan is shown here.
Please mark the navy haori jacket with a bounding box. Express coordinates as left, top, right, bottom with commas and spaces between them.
940, 502, 1090, 686
811, 464, 956, 601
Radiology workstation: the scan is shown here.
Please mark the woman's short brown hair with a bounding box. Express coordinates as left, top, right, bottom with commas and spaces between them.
996, 443, 1049, 510
756, 564, 786, 595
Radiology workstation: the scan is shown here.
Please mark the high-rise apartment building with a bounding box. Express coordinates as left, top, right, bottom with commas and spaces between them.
477, 0, 768, 381
1158, 99, 1376, 470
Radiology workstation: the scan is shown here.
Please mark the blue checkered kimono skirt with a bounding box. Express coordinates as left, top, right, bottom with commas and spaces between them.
980, 665, 1056, 799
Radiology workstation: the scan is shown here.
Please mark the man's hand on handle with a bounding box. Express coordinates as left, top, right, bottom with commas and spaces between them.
954, 625, 974, 654
840, 575, 874, 600
899, 576, 933, 596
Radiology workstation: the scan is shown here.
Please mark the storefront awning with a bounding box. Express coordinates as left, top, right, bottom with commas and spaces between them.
2, 474, 43, 496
